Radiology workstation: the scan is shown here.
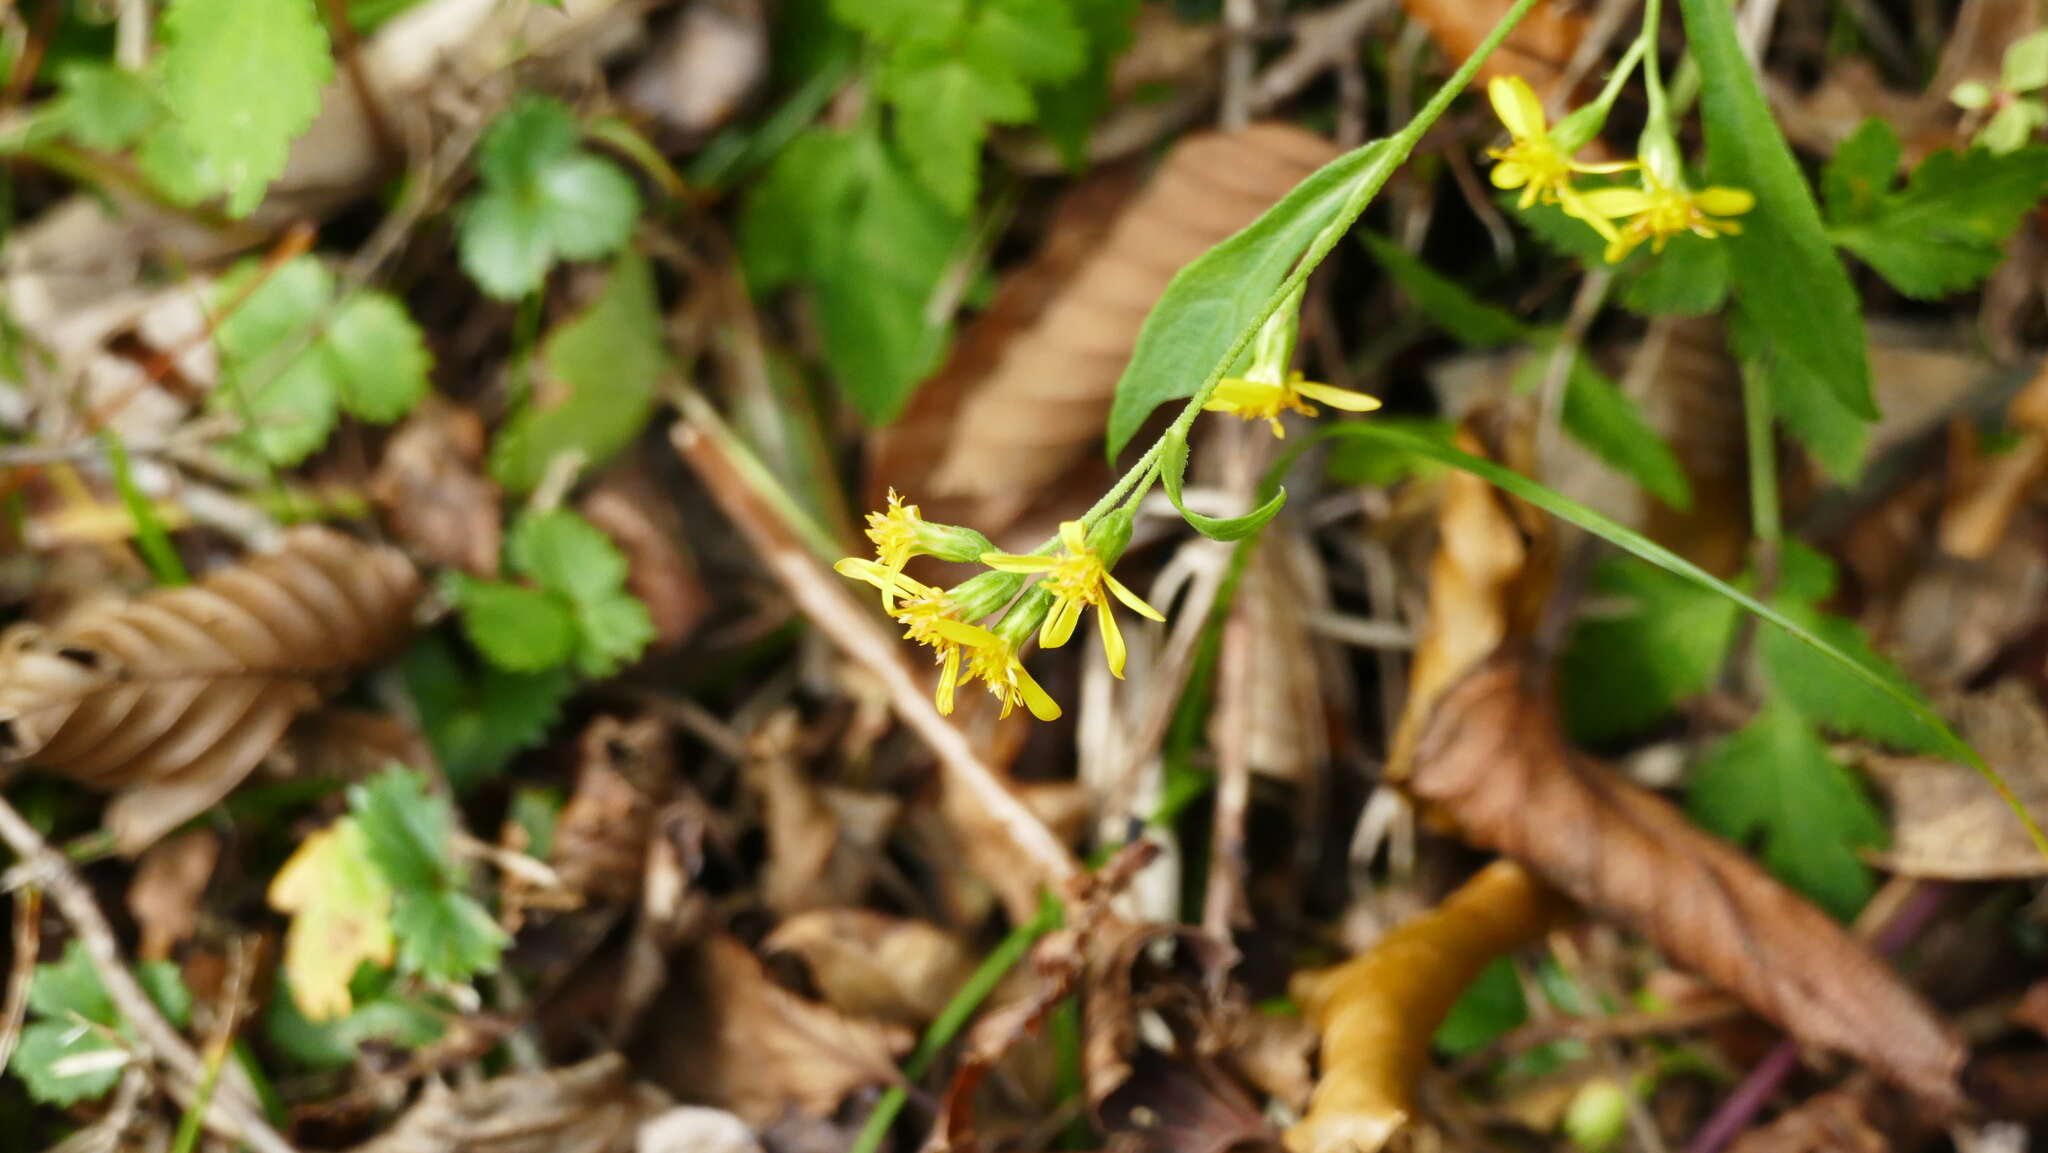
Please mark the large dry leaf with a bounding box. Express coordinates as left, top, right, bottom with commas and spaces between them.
639, 934, 910, 1128
551, 715, 675, 905
0, 526, 421, 852
927, 125, 1340, 513
762, 909, 973, 1028
1406, 657, 1968, 1110
1287, 860, 1566, 1153
346, 1053, 668, 1153
1865, 681, 2048, 880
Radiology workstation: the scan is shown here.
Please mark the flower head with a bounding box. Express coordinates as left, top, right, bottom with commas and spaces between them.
835, 558, 999, 715
1577, 174, 1754, 263
964, 635, 1063, 721
1204, 371, 1380, 439
1485, 75, 1635, 240
856, 490, 993, 607
983, 516, 1164, 678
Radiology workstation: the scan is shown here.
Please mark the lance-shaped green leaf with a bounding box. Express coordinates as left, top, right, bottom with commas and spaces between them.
1157, 427, 1286, 541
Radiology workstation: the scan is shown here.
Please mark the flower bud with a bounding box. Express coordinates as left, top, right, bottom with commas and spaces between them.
945, 570, 1025, 621
993, 584, 1056, 649
1083, 507, 1136, 567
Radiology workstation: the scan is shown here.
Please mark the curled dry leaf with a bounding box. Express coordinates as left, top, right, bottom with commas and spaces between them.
928, 125, 1340, 513
369, 400, 503, 578
1406, 657, 1968, 1111
1940, 359, 2048, 562
346, 1053, 669, 1153
750, 710, 899, 916
1724, 1076, 1918, 1153
1287, 860, 1567, 1153
552, 715, 676, 905
762, 909, 973, 1028
0, 527, 421, 853
639, 934, 910, 1128
126, 828, 219, 961
1864, 680, 2048, 879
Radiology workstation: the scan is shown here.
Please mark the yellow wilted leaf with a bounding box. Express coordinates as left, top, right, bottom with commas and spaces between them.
267, 818, 395, 1021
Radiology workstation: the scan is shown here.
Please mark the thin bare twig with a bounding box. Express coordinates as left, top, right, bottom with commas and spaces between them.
0, 885, 39, 1075
0, 794, 298, 1153
670, 406, 1082, 894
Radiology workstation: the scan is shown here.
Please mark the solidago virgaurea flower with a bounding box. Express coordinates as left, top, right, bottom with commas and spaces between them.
1205, 372, 1381, 439
982, 514, 1164, 678
1485, 75, 1634, 241
835, 558, 999, 715
1576, 173, 1755, 263
856, 490, 993, 606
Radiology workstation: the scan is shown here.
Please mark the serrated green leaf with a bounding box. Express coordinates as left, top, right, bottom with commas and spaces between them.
1560, 557, 1739, 743
348, 767, 454, 892
1032, 0, 1138, 167
1979, 99, 2048, 155
476, 96, 579, 188
224, 338, 340, 466
882, 47, 1035, 211
1734, 311, 1867, 481
1689, 703, 1886, 919
1616, 231, 1730, 317
2005, 29, 2048, 92
264, 983, 444, 1070
1681, 0, 1875, 421
446, 576, 580, 672
1820, 118, 1902, 222
13, 942, 192, 1103
1556, 358, 1692, 511
828, 0, 964, 44
459, 97, 641, 299
1107, 139, 1399, 456
13, 1021, 126, 1105
737, 128, 864, 289
53, 61, 156, 151
489, 251, 664, 491
573, 593, 654, 676
1826, 128, 2048, 299
267, 818, 395, 1021
537, 153, 641, 259
159, 0, 333, 216
457, 191, 556, 300
27, 941, 117, 1025
507, 509, 628, 603
1159, 427, 1286, 540
324, 293, 432, 422
389, 890, 506, 984
1358, 231, 1526, 347
965, 0, 1086, 85
403, 634, 572, 792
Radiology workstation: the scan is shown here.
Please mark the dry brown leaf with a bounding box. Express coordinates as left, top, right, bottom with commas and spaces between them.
1398, 0, 1584, 92
1286, 860, 1566, 1153
1724, 1077, 1917, 1153
639, 934, 910, 1128
1941, 359, 2048, 561
750, 710, 898, 915
927, 125, 1340, 517
0, 527, 421, 853
1082, 917, 1237, 1112
346, 1053, 669, 1153
126, 828, 218, 961
551, 716, 675, 905
579, 472, 708, 649
1406, 657, 1968, 1111
1865, 681, 2048, 880
762, 909, 973, 1028
636, 1106, 764, 1153
369, 400, 502, 578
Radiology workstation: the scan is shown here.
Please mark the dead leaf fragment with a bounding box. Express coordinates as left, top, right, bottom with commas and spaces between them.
1399, 0, 1585, 91
369, 400, 503, 578
1865, 680, 2048, 879
553, 716, 675, 905
762, 909, 973, 1028
0, 527, 422, 853
127, 828, 219, 961
580, 475, 707, 649
636, 1106, 763, 1153
347, 1053, 668, 1153
1407, 658, 1968, 1111
1288, 860, 1567, 1153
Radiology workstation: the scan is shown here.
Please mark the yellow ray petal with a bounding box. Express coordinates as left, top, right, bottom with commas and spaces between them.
937, 648, 961, 715
1016, 664, 1062, 721
981, 553, 1056, 574
1694, 186, 1755, 216
1097, 601, 1128, 679
1490, 160, 1532, 190
1575, 187, 1654, 218
1292, 381, 1383, 413
1104, 574, 1166, 621
1487, 75, 1545, 140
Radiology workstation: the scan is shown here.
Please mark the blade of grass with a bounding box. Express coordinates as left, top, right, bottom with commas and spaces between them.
1309, 422, 2048, 860
101, 430, 189, 585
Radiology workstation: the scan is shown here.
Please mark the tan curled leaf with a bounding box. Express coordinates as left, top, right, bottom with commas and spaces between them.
927, 124, 1340, 516
369, 399, 503, 578
1287, 860, 1567, 1153
1866, 680, 2048, 879
762, 909, 974, 1028
1939, 357, 2048, 561
0, 526, 422, 853
1406, 656, 1967, 1110
551, 715, 674, 905
268, 818, 394, 1022
347, 1053, 668, 1153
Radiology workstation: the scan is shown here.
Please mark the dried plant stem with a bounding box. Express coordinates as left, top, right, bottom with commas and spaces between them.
672, 409, 1082, 892
0, 794, 297, 1153
0, 884, 39, 1076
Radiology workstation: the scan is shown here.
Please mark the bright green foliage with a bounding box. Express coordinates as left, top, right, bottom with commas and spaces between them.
740, 125, 968, 423
1680, 0, 1875, 422
403, 635, 572, 792
1560, 557, 1739, 743
211, 256, 431, 467
1689, 703, 1887, 920
264, 978, 444, 1070
489, 252, 665, 491
9, 941, 191, 1105
1324, 417, 1456, 487
347, 767, 507, 984
1433, 957, 1528, 1056
1357, 232, 1525, 347
1953, 31, 2048, 154
1740, 311, 1867, 481
52, 62, 156, 151
458, 97, 642, 300
158, 0, 333, 216
1615, 231, 1730, 317
1035, 0, 1139, 166
448, 509, 654, 679
1823, 119, 2048, 300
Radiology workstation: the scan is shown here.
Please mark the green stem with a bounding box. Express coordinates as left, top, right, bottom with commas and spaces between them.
1740, 361, 1780, 550
847, 897, 1064, 1153
1642, 0, 1669, 124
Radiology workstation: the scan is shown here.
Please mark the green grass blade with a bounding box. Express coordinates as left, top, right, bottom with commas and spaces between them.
1317, 422, 2048, 860
101, 430, 189, 586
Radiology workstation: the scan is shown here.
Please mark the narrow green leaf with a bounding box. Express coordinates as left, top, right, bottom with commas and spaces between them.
1357, 231, 1527, 347
1679, 0, 1876, 420
1157, 427, 1287, 541
102, 430, 189, 586
1556, 358, 1692, 511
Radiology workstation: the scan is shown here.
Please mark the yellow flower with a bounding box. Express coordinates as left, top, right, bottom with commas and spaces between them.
835, 558, 999, 715
964, 636, 1063, 721
1203, 371, 1380, 439
1485, 75, 1635, 240
1577, 175, 1755, 263
855, 489, 992, 607
983, 519, 1165, 678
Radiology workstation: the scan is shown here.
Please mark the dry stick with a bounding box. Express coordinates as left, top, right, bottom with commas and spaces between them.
0, 795, 298, 1153
671, 417, 1083, 892
1250, 0, 1397, 115
0, 885, 39, 1075
315, 0, 400, 164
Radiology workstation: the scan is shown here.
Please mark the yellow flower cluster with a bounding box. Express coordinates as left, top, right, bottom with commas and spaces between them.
1485, 75, 1753, 263
837, 497, 1165, 722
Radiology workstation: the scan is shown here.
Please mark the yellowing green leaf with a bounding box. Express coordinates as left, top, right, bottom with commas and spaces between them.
267, 819, 395, 1022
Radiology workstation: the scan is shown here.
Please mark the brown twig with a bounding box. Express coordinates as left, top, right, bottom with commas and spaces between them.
0, 794, 298, 1153
670, 404, 1082, 895
0, 885, 39, 1076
